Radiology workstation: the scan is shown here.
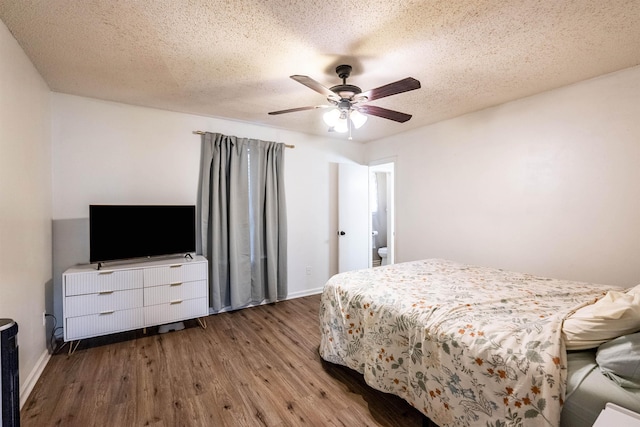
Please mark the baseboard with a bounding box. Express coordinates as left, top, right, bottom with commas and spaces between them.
20, 348, 51, 409
208, 287, 324, 315
285, 287, 323, 299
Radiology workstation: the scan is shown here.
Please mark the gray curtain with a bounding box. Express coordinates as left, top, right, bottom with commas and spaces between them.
198, 132, 287, 311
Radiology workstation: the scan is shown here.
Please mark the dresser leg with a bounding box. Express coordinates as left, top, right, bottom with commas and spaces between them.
197, 317, 207, 329
68, 340, 81, 356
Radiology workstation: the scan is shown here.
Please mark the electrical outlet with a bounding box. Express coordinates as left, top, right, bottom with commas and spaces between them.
42, 311, 46, 326
305, 266, 312, 275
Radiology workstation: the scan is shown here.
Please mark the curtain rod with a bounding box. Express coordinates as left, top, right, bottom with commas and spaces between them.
192, 131, 294, 149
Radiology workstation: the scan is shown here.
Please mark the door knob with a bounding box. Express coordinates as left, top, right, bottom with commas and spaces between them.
338, 231, 346, 236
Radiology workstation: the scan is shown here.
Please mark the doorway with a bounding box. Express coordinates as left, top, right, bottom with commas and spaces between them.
369, 161, 394, 267
337, 161, 395, 273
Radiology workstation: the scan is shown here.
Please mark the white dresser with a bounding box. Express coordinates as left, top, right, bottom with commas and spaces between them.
63, 255, 209, 343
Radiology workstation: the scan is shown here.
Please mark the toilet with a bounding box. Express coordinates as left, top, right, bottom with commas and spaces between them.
378, 247, 388, 266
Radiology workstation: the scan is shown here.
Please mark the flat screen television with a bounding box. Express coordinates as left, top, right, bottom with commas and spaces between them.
89, 205, 196, 264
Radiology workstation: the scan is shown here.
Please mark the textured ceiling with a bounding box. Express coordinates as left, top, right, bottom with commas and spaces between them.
1, 0, 639, 142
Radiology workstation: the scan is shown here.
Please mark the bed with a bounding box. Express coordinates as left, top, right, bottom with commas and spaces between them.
319, 259, 640, 427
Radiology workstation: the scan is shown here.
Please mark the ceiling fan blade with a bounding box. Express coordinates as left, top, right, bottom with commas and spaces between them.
360, 77, 421, 102
290, 75, 337, 98
357, 105, 412, 123
268, 105, 326, 115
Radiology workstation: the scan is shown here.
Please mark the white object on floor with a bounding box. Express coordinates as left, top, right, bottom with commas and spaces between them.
158, 321, 185, 334
593, 403, 640, 427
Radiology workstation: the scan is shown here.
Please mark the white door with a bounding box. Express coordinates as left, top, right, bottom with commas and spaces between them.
338, 163, 370, 272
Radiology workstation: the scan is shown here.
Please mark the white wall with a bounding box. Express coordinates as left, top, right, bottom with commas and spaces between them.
51, 94, 365, 315
0, 19, 52, 402
366, 66, 640, 287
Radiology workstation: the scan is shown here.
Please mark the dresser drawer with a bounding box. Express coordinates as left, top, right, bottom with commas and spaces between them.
65, 308, 144, 341
64, 269, 143, 296
64, 289, 143, 318
143, 262, 207, 287
144, 280, 207, 306
144, 297, 208, 326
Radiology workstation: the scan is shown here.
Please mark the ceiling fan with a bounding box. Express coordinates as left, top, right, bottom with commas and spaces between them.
268, 65, 421, 137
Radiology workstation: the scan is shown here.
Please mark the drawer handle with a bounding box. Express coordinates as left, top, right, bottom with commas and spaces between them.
99, 290, 114, 295
170, 282, 183, 287
170, 299, 183, 305
98, 271, 114, 275
99, 310, 115, 315
169, 265, 182, 268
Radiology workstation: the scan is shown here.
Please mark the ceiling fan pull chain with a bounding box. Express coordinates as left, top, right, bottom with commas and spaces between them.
348, 110, 353, 140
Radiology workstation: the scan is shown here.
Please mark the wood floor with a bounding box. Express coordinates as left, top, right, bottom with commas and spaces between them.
21, 294, 427, 426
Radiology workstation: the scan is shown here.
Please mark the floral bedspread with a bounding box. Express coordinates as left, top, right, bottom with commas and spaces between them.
319, 259, 619, 427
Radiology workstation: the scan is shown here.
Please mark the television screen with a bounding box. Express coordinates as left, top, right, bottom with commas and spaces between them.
89, 205, 196, 263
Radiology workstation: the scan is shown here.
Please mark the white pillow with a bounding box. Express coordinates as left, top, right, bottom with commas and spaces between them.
626, 284, 640, 295
563, 291, 640, 350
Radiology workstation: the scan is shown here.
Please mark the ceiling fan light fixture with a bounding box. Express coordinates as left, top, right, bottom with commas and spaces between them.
322, 108, 341, 127
333, 116, 349, 133
324, 108, 366, 133
350, 110, 368, 129
323, 108, 349, 133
